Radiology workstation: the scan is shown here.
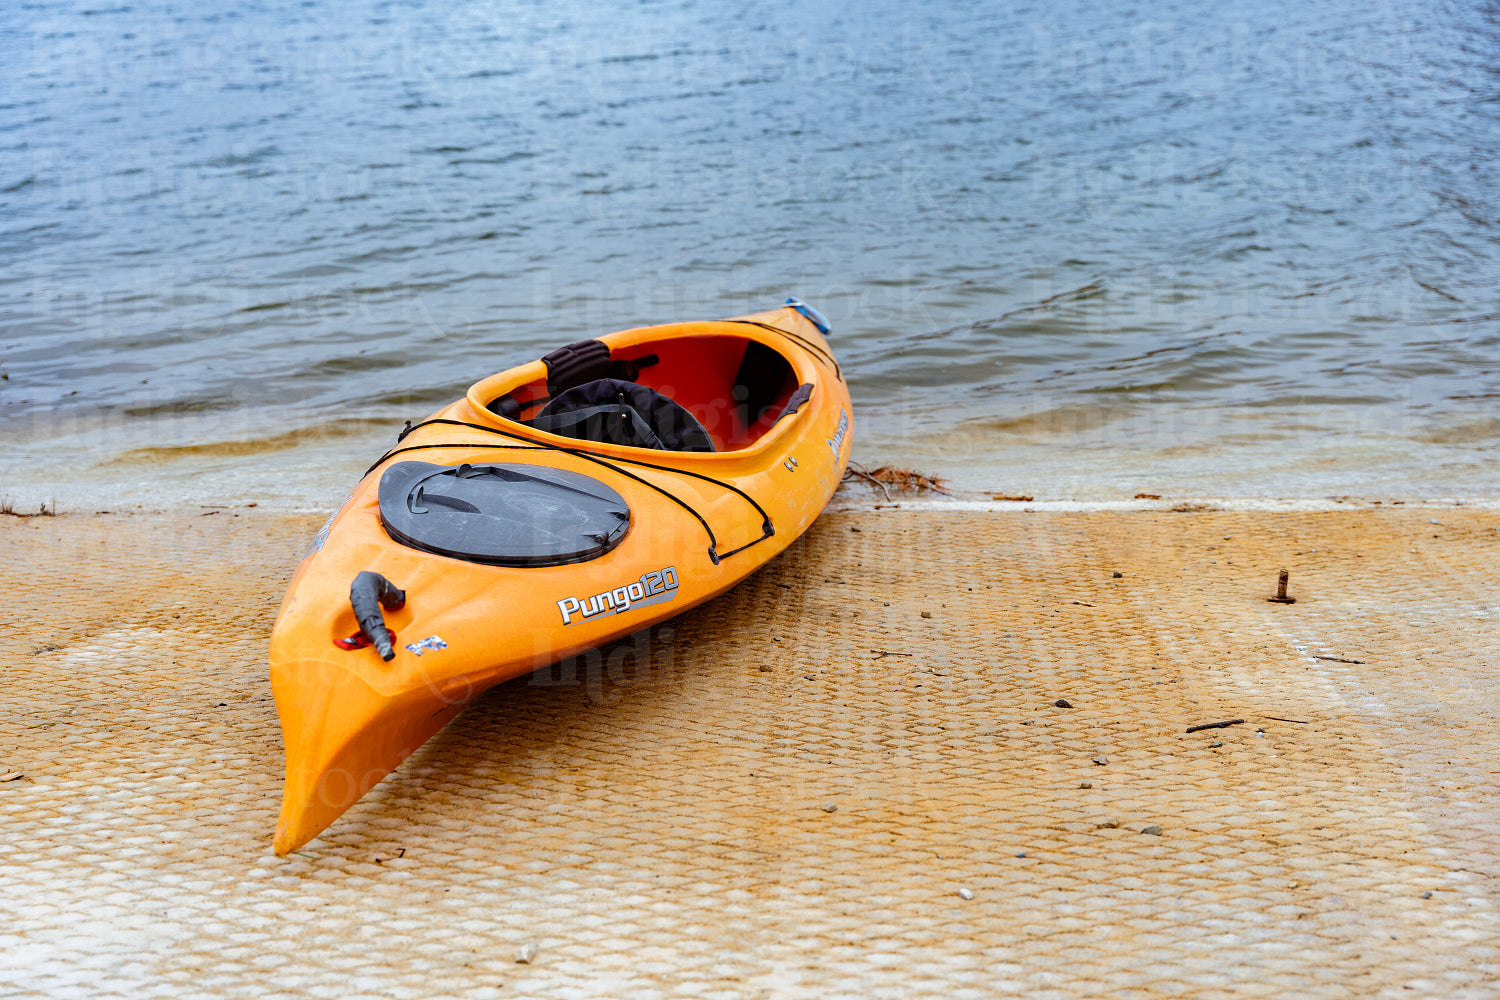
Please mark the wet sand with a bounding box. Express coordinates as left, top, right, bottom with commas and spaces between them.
4, 504, 1500, 997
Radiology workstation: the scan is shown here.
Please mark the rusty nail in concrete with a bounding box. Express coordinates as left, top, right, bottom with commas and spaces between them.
1268, 568, 1296, 604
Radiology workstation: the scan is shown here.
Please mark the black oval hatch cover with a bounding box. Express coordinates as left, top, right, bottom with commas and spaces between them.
378, 461, 631, 566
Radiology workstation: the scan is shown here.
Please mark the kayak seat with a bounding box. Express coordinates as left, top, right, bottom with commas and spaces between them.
530, 378, 716, 453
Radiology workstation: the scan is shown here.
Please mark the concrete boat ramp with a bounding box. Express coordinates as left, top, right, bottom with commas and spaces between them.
4, 503, 1499, 998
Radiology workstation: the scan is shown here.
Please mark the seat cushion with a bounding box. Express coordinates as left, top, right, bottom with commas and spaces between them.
531, 379, 715, 452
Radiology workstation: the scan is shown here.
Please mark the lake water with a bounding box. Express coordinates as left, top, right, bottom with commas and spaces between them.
4, 0, 1498, 509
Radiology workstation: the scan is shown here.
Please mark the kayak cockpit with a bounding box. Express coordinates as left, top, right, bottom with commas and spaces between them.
483, 332, 807, 453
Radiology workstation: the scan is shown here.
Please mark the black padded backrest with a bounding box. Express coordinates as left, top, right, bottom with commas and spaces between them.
542, 339, 611, 397
533, 378, 715, 453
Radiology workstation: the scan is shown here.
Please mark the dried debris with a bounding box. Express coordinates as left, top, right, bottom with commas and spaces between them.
842, 462, 951, 499
1186, 719, 1244, 733
1, 497, 57, 518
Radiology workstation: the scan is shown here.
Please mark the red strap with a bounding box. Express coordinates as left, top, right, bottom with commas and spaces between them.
335, 629, 396, 651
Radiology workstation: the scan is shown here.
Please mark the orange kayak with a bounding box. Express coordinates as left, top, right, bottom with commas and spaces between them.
269, 301, 851, 854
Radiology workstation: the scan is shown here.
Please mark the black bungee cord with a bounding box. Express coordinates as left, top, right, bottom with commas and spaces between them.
364, 419, 775, 564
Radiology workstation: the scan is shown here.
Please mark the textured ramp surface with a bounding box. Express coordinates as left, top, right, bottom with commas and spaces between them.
3, 506, 1500, 998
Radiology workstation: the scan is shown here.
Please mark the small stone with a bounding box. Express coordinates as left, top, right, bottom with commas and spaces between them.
920, 611, 932, 619
516, 943, 538, 964
1092, 756, 1108, 766
759, 664, 772, 672
1112, 572, 1123, 578
1422, 890, 1433, 899
1141, 825, 1162, 836
822, 802, 838, 813
1054, 699, 1072, 709
1210, 741, 1222, 748
1098, 819, 1119, 829
1079, 781, 1092, 789
1016, 852, 1025, 857
957, 887, 974, 900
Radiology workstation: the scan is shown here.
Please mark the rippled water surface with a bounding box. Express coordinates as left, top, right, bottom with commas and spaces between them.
4, 0, 1499, 505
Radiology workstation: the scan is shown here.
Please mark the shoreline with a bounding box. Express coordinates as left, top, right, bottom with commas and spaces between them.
5, 399, 1499, 518
4, 492, 1495, 521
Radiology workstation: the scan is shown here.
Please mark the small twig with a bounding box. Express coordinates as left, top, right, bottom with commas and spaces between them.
843, 462, 892, 501
1313, 655, 1365, 664
871, 649, 913, 660
1262, 716, 1309, 724
1186, 718, 1245, 733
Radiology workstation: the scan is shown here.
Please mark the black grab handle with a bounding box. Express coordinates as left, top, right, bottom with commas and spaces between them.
350, 571, 406, 661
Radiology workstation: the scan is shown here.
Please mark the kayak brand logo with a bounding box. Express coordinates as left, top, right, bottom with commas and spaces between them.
826, 407, 849, 458
558, 566, 679, 626
405, 634, 448, 656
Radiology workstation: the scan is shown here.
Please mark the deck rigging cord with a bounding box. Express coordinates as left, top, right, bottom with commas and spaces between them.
725, 320, 842, 380
363, 320, 839, 563
366, 418, 776, 564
